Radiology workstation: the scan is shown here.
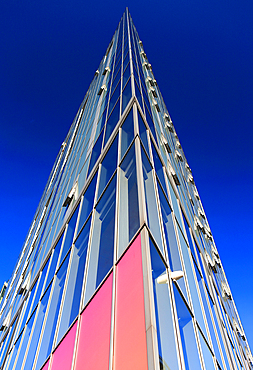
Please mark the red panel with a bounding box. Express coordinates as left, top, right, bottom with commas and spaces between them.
74, 272, 113, 370
113, 234, 148, 370
50, 321, 77, 370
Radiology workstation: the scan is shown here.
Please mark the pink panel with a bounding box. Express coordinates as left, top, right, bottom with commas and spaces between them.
41, 360, 49, 370
74, 272, 113, 370
113, 234, 148, 370
50, 321, 77, 370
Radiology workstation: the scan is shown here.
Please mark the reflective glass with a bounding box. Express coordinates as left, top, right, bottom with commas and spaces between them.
177, 226, 207, 338
84, 175, 116, 306
104, 99, 120, 145
34, 254, 70, 370
173, 284, 202, 370
141, 147, 163, 252
138, 110, 149, 155
118, 143, 140, 257
56, 216, 91, 344
108, 81, 120, 117
121, 110, 134, 159
13, 311, 36, 370
156, 181, 188, 298
58, 206, 79, 266
98, 135, 118, 198
0, 317, 17, 368
31, 258, 50, 314
22, 284, 52, 370
77, 171, 98, 235
149, 239, 179, 370
122, 78, 132, 113
150, 141, 167, 191
122, 62, 130, 88
87, 130, 103, 176
198, 329, 216, 370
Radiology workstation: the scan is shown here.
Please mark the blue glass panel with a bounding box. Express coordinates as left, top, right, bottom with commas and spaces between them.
0, 317, 17, 368
156, 180, 188, 298
182, 213, 196, 259
13, 311, 36, 370
77, 171, 98, 235
123, 62, 130, 88
58, 206, 79, 266
145, 107, 158, 144
46, 234, 63, 285
177, 226, 207, 338
123, 51, 129, 72
150, 141, 167, 192
87, 130, 103, 176
108, 81, 121, 117
137, 110, 149, 156
193, 260, 223, 367
121, 110, 134, 159
141, 147, 163, 253
56, 216, 91, 344
118, 143, 140, 257
22, 284, 52, 370
98, 135, 118, 199
122, 78, 132, 113
149, 239, 179, 370
104, 99, 120, 145
84, 175, 116, 306
135, 79, 144, 111
30, 258, 50, 314
34, 254, 70, 370
173, 284, 202, 370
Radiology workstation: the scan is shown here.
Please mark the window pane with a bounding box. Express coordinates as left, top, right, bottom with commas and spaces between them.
118, 143, 140, 257
77, 172, 98, 235
173, 284, 202, 370
198, 329, 216, 370
122, 78, 132, 113
149, 239, 179, 370
104, 99, 120, 145
35, 254, 70, 370
87, 130, 103, 176
84, 175, 116, 306
22, 284, 52, 370
58, 207, 79, 266
141, 147, 163, 253
97, 135, 118, 199
138, 110, 149, 156
56, 217, 91, 344
156, 181, 188, 298
121, 110, 134, 160
151, 142, 166, 192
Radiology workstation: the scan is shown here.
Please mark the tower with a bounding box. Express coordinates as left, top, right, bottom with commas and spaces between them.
0, 7, 252, 370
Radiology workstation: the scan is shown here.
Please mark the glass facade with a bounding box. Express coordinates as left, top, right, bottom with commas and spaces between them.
0, 8, 252, 370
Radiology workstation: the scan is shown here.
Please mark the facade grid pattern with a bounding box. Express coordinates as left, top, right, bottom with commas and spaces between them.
0, 8, 252, 370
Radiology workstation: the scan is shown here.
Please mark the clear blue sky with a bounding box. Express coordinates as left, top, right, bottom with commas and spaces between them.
1, 0, 252, 349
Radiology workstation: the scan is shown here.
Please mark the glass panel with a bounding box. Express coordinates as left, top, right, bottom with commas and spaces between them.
122, 62, 130, 88
173, 284, 202, 370
84, 175, 116, 306
0, 317, 17, 368
34, 254, 70, 370
150, 141, 167, 192
167, 175, 184, 231
141, 147, 163, 253
156, 181, 188, 298
56, 217, 91, 344
87, 130, 103, 176
13, 311, 36, 370
22, 284, 52, 370
104, 99, 120, 146
108, 82, 121, 117
121, 110, 134, 159
149, 239, 179, 370
122, 78, 132, 113
46, 234, 63, 286
97, 135, 118, 199
31, 258, 50, 314
198, 329, 216, 370
177, 226, 207, 338
58, 207, 79, 266
118, 143, 140, 257
138, 110, 149, 156
77, 172, 98, 235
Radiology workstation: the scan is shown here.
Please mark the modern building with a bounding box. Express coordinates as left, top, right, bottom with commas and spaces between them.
0, 8, 252, 370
